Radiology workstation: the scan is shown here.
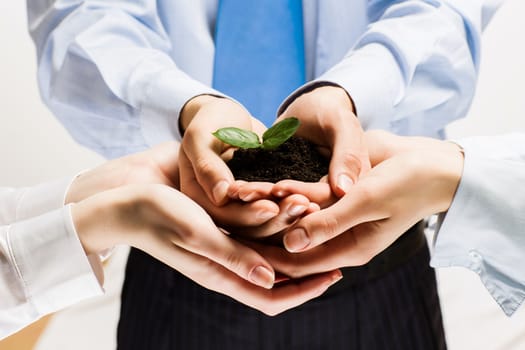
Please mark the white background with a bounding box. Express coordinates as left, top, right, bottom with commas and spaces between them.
1, 1, 524, 349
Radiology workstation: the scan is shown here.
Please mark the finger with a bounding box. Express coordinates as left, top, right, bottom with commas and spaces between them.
235, 194, 310, 239
272, 180, 335, 208
305, 202, 321, 215
145, 235, 342, 316
180, 149, 280, 226
328, 119, 370, 197
250, 225, 391, 278
182, 127, 235, 205
250, 269, 342, 316
282, 184, 388, 252
227, 180, 247, 199
237, 181, 275, 201
147, 205, 277, 289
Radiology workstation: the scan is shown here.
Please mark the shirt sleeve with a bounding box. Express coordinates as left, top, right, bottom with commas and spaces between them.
0, 205, 104, 340
27, 0, 222, 159
0, 177, 76, 225
281, 0, 503, 136
430, 133, 525, 316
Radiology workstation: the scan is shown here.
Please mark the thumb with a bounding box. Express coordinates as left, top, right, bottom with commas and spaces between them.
283, 182, 387, 252
329, 125, 370, 197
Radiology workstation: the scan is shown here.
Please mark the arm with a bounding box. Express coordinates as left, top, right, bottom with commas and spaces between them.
0, 184, 341, 339
274, 0, 502, 199
0, 143, 341, 338
27, 0, 220, 158
281, 0, 503, 135
260, 131, 525, 316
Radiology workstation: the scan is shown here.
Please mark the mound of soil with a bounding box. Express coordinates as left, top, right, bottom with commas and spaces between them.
226, 137, 328, 182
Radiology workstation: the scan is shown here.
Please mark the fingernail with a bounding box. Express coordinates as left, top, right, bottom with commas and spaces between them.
337, 174, 353, 194
256, 210, 278, 221
284, 228, 310, 252
275, 190, 288, 197
212, 180, 230, 204
240, 192, 256, 202
288, 205, 307, 217
249, 266, 274, 289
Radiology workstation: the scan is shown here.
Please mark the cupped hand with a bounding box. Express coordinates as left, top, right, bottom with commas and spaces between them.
256, 130, 464, 279
179, 148, 314, 238
279, 85, 370, 197
180, 95, 262, 205
72, 183, 342, 315
179, 95, 316, 237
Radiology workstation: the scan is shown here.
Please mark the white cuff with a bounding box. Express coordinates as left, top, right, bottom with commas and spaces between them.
8, 205, 104, 316
15, 176, 77, 221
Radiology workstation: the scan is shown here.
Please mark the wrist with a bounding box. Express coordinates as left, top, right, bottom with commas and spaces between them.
180, 94, 226, 132
433, 142, 464, 213
308, 85, 356, 115
71, 196, 118, 256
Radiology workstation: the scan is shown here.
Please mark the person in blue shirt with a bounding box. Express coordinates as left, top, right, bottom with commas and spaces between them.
27, 1, 502, 349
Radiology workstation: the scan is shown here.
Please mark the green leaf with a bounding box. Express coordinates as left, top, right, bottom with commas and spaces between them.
213, 127, 262, 149
261, 117, 300, 150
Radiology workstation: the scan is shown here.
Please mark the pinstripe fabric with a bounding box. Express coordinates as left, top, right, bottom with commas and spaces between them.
117, 241, 446, 350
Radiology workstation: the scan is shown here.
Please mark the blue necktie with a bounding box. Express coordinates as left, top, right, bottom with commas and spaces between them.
213, 0, 306, 127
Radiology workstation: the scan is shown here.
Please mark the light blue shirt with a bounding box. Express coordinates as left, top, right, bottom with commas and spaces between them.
431, 133, 525, 316
27, 0, 501, 158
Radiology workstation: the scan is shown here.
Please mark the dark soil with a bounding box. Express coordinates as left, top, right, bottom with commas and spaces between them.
227, 137, 329, 182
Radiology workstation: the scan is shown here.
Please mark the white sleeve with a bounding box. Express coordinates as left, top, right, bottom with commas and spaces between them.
430, 133, 525, 316
0, 205, 104, 340
0, 177, 76, 225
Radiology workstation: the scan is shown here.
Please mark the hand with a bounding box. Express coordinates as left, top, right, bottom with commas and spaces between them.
71, 183, 342, 315
66, 141, 180, 203
260, 131, 463, 279
180, 95, 263, 205
179, 95, 313, 236
279, 85, 370, 197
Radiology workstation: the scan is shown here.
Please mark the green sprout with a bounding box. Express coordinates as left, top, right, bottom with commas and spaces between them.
212, 117, 300, 150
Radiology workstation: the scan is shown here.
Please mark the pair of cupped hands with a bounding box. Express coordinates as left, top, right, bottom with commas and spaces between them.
69, 86, 463, 316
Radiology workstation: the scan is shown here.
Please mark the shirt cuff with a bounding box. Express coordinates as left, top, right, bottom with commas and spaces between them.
430, 143, 525, 316
7, 205, 104, 316
15, 176, 77, 221
138, 67, 225, 144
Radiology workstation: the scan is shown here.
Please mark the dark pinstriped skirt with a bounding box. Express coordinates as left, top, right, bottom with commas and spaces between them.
117, 241, 446, 350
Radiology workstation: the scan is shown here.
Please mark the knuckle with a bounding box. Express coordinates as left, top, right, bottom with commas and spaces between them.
194, 156, 217, 177
317, 215, 341, 243
224, 251, 244, 274
340, 152, 362, 175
